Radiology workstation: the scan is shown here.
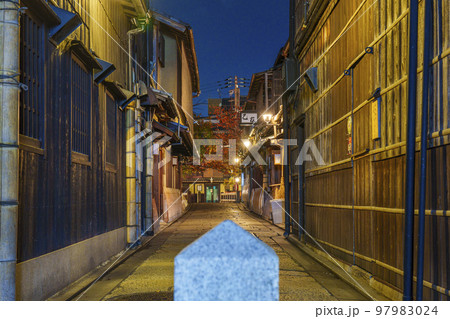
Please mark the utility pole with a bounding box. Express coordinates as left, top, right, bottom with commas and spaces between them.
264, 72, 269, 110
234, 75, 240, 111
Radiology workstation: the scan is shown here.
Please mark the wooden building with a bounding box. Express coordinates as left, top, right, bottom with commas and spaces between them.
13, 0, 198, 300
16, 0, 136, 300
183, 169, 241, 203
148, 10, 199, 224
241, 53, 286, 220
286, 0, 449, 300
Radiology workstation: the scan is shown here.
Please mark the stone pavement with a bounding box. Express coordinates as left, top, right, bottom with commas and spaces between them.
76, 203, 367, 301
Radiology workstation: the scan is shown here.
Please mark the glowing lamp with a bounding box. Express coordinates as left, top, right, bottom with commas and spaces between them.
263, 114, 273, 124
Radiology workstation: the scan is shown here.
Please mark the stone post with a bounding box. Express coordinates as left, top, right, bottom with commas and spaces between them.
174, 220, 279, 301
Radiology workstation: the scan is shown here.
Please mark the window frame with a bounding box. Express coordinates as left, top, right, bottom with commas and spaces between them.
19, 10, 46, 154
70, 53, 93, 166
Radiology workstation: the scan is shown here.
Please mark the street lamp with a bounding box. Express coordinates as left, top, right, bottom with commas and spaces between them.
243, 140, 251, 148
263, 113, 273, 124
235, 177, 241, 203
234, 158, 240, 165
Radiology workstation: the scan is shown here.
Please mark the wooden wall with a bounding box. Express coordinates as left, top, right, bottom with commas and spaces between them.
290, 0, 450, 300
17, 0, 133, 261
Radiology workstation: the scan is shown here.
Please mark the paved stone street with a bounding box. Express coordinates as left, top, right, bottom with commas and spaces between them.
77, 203, 367, 301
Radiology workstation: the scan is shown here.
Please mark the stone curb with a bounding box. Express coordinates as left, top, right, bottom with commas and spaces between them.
48, 204, 194, 301
286, 236, 389, 301
236, 202, 389, 301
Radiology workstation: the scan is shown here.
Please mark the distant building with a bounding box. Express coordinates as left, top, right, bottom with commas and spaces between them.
240, 43, 288, 219
182, 171, 241, 204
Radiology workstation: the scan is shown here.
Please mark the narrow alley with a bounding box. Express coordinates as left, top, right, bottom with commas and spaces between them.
2, 0, 449, 307
53, 203, 367, 301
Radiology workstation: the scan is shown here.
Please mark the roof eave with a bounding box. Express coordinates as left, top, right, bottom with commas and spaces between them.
186, 28, 200, 94
151, 10, 200, 94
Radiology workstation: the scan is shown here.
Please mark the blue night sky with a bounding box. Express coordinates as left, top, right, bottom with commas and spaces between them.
150, 0, 289, 116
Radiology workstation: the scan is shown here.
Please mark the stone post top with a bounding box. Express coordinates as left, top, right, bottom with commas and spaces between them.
175, 220, 278, 260
174, 220, 279, 301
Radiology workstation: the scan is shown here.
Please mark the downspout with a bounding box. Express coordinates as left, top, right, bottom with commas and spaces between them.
283, 0, 296, 238
403, 0, 419, 301
0, 0, 19, 300
126, 99, 137, 246
142, 16, 154, 234
282, 99, 290, 238
351, 69, 356, 265
416, 0, 433, 301
144, 110, 153, 235
135, 95, 142, 241
263, 73, 269, 193
298, 124, 305, 241
249, 162, 253, 207
264, 72, 269, 111
126, 28, 143, 246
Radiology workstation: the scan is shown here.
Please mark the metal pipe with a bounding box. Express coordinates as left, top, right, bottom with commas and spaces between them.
146, 22, 151, 85
264, 72, 269, 110
135, 96, 142, 242
283, 0, 296, 238
416, 0, 433, 301
126, 26, 144, 246
127, 27, 144, 91
298, 124, 305, 240
128, 33, 133, 91
126, 102, 137, 246
249, 163, 253, 207
403, 0, 419, 301
282, 96, 291, 238
144, 111, 153, 235
351, 69, 356, 265
0, 0, 19, 300
152, 22, 158, 87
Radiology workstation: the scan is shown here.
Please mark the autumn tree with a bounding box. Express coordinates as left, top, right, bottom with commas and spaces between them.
182, 105, 243, 177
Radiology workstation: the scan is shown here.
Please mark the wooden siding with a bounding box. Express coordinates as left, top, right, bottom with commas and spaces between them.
17, 0, 133, 262
290, 0, 450, 300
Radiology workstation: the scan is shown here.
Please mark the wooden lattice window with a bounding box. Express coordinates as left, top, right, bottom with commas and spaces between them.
106, 92, 117, 165
19, 12, 44, 142
71, 56, 91, 156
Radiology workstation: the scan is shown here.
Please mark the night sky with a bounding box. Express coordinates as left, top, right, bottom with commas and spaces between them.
150, 0, 289, 116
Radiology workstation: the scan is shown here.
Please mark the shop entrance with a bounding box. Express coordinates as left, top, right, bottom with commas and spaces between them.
205, 184, 219, 203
